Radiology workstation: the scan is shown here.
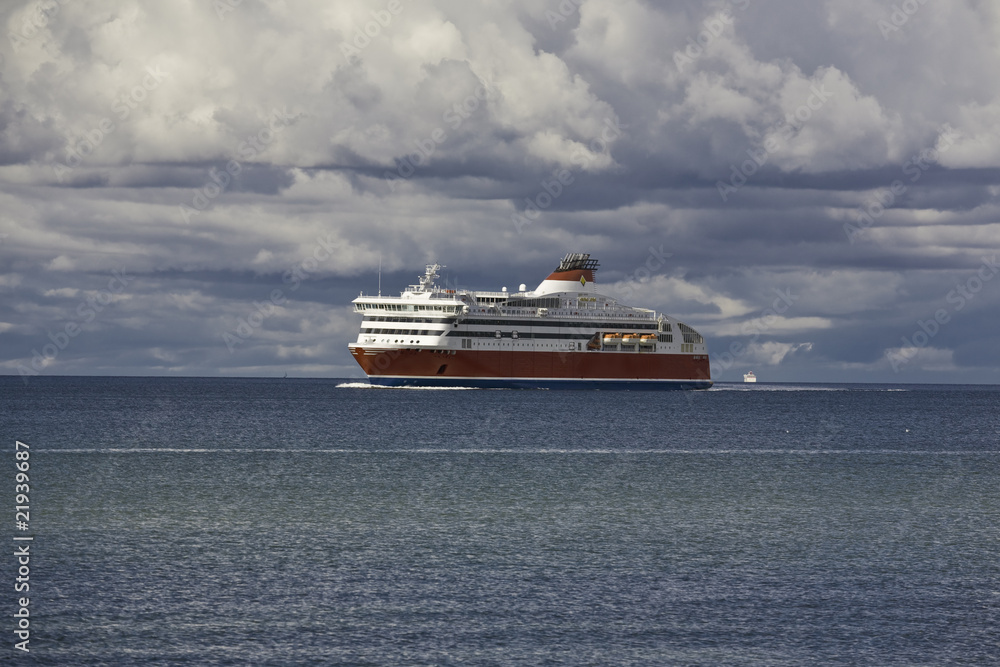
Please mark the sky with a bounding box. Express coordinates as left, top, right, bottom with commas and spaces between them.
1, 0, 999, 384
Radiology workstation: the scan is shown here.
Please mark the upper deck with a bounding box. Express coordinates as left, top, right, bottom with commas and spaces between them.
349, 257, 707, 353
351, 261, 657, 322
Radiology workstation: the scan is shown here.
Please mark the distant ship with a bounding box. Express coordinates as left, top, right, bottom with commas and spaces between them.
348, 253, 712, 389
744, 371, 757, 383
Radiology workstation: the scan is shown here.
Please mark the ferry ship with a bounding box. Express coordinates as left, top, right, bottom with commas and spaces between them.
744, 371, 757, 383
348, 253, 712, 389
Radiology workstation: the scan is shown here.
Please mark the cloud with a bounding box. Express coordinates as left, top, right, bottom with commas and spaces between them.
940, 102, 1000, 168
883, 345, 957, 373
1, 0, 998, 382
710, 317, 832, 337
744, 341, 815, 366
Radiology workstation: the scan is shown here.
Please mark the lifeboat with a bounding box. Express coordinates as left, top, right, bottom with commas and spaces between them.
639, 334, 656, 346
603, 333, 622, 344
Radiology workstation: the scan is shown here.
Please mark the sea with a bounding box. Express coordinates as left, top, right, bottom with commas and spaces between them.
2, 376, 998, 665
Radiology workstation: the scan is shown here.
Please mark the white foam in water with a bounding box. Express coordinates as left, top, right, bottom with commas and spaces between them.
341, 381, 868, 392
335, 382, 480, 390
709, 384, 848, 391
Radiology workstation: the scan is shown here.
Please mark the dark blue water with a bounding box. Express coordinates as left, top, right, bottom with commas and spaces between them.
2, 377, 999, 665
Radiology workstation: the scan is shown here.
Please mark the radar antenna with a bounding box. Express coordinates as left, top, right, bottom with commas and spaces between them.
555, 253, 600, 272
419, 263, 444, 291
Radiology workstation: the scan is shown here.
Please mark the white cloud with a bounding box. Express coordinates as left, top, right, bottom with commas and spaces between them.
42, 288, 81, 298
938, 101, 1000, 168
883, 346, 957, 373
743, 341, 814, 366
709, 317, 832, 337
609, 275, 755, 321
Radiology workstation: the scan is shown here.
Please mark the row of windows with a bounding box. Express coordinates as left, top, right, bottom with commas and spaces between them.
504, 297, 562, 308
361, 328, 689, 346
361, 328, 444, 336
447, 330, 596, 340
455, 340, 663, 352
360, 328, 675, 341
682, 333, 704, 344
358, 303, 459, 313
459, 318, 657, 330
454, 341, 586, 350
362, 316, 453, 324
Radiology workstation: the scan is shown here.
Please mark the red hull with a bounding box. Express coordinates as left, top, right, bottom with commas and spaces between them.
350, 347, 712, 388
